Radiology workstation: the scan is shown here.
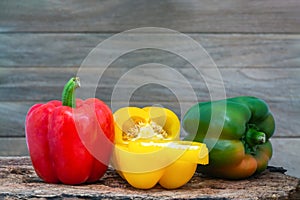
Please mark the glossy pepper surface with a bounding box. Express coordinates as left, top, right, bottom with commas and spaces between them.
183, 96, 275, 179
25, 77, 114, 184
112, 107, 208, 189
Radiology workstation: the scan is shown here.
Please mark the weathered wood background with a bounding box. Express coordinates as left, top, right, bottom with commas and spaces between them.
0, 0, 299, 178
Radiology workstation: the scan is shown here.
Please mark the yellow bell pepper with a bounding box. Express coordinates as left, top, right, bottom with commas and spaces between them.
113, 106, 180, 145
111, 107, 209, 189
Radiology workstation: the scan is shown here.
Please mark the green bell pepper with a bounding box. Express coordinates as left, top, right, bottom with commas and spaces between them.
183, 96, 275, 179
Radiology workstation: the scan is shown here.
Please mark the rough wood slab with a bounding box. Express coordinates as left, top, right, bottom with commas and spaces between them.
1, 0, 300, 33
0, 157, 299, 199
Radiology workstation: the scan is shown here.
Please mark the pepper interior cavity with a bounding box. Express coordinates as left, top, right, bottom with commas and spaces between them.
113, 107, 181, 145
124, 121, 168, 141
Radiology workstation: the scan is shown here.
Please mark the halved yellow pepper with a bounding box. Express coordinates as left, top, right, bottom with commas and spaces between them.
113, 107, 180, 145
113, 140, 208, 189
111, 107, 209, 189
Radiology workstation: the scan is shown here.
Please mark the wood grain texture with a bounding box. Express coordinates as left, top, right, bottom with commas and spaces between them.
270, 139, 300, 178
0, 0, 300, 33
0, 34, 299, 68
0, 138, 28, 156
0, 67, 299, 101
0, 103, 29, 137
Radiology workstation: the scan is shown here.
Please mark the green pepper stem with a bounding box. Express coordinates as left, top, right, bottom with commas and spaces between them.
245, 127, 266, 148
62, 77, 80, 108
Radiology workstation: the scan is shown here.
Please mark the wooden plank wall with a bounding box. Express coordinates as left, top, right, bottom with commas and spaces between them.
0, 0, 299, 177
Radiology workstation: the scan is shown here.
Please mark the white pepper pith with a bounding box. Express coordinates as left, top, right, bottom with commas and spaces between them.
123, 121, 168, 141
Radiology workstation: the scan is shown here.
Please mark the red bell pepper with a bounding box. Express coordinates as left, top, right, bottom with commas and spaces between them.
25, 77, 114, 185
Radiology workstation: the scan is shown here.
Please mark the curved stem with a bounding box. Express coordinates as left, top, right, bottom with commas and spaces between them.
62, 77, 80, 108
245, 127, 266, 148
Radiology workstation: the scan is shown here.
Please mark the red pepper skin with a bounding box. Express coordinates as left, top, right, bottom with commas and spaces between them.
25, 98, 114, 185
